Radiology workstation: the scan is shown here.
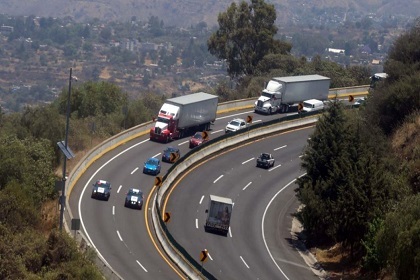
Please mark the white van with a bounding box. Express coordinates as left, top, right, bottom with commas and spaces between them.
302, 99, 325, 112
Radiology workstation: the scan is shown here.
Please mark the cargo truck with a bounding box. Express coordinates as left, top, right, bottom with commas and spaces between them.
150, 92, 218, 142
254, 74, 331, 114
204, 195, 233, 236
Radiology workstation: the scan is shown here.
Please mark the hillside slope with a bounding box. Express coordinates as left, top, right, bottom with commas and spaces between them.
0, 0, 419, 27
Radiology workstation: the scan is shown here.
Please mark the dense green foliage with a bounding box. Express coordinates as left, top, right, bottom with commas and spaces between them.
0, 79, 163, 278
208, 0, 291, 78
295, 18, 420, 278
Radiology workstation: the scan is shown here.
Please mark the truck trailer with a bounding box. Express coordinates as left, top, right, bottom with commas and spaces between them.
204, 195, 233, 236
150, 92, 218, 142
254, 74, 331, 114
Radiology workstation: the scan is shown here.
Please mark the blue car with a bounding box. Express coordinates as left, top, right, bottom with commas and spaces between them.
162, 147, 181, 163
143, 157, 161, 175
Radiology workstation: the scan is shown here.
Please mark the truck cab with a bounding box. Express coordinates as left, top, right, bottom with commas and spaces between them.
150, 103, 180, 142
254, 80, 283, 114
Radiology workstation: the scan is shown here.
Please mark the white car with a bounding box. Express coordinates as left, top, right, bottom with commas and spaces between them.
225, 118, 247, 133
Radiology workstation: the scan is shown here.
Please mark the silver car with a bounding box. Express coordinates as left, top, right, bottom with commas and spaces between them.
225, 118, 247, 133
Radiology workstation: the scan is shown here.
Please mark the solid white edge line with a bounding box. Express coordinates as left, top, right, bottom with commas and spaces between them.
131, 167, 139, 174
242, 182, 252, 191
240, 256, 250, 268
136, 260, 148, 272
274, 145, 287, 151
117, 230, 123, 241
242, 158, 255, 164
262, 174, 306, 280
78, 138, 150, 268
213, 174, 224, 183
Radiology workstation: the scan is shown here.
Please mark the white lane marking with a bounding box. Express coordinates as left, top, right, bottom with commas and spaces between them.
240, 256, 250, 268
242, 182, 252, 190
262, 177, 305, 280
216, 110, 254, 120
136, 260, 148, 272
178, 141, 189, 146
274, 145, 287, 151
112, 206, 115, 216
242, 157, 254, 164
199, 195, 204, 204
152, 153, 160, 158
195, 219, 198, 229
207, 251, 213, 261
117, 230, 123, 241
117, 185, 122, 193
299, 155, 303, 158
211, 129, 224, 134
253, 119, 262, 123
131, 167, 139, 174
286, 112, 299, 116
79, 138, 150, 268
213, 175, 224, 183
229, 227, 232, 238
268, 164, 281, 171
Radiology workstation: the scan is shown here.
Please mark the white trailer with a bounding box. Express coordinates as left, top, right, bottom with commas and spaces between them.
254, 74, 331, 114
150, 92, 218, 142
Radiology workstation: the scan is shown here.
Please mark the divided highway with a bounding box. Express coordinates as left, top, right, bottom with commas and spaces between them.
69, 108, 317, 279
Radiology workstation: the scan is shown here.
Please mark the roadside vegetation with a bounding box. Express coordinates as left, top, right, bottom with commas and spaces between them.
0, 0, 418, 278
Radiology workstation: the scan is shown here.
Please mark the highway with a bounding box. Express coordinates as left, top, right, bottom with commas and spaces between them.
69, 108, 317, 279
164, 126, 317, 279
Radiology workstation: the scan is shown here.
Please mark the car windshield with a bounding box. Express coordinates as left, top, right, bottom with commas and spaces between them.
95, 182, 110, 189
165, 147, 177, 153
261, 154, 270, 159
261, 92, 272, 98
128, 190, 143, 197
193, 133, 203, 139
229, 120, 240, 126
146, 159, 158, 165
157, 116, 170, 124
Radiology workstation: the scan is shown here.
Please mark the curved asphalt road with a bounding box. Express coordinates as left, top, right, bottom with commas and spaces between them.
69, 108, 317, 279
164, 126, 318, 279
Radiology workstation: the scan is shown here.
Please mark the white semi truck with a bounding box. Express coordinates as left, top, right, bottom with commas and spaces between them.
254, 74, 331, 114
150, 92, 218, 142
204, 195, 233, 236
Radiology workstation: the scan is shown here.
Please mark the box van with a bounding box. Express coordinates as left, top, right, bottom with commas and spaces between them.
302, 99, 325, 112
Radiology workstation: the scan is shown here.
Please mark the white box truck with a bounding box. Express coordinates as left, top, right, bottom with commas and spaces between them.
254, 74, 331, 114
204, 195, 233, 236
150, 92, 218, 142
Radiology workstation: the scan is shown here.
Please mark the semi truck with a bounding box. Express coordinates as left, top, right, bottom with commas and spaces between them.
204, 195, 233, 236
254, 74, 331, 114
150, 92, 218, 142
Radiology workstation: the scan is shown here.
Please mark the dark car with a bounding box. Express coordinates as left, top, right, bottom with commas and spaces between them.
124, 188, 144, 209
143, 157, 161, 175
91, 180, 111, 201
256, 153, 275, 169
189, 132, 208, 148
162, 146, 181, 163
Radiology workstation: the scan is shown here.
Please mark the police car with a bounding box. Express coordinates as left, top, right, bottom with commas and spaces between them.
91, 180, 112, 201
124, 188, 144, 210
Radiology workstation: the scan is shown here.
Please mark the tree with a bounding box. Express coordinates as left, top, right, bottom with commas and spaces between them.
208, 0, 290, 78
376, 194, 420, 280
